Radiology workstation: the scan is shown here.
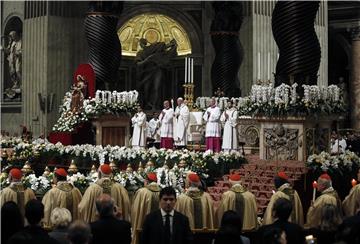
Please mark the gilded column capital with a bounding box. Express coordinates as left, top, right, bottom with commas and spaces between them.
351, 26, 360, 41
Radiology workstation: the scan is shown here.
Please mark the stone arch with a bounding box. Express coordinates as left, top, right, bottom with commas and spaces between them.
117, 4, 202, 57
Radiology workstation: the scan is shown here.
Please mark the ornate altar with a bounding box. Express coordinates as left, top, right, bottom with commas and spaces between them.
92, 115, 131, 146
258, 117, 305, 161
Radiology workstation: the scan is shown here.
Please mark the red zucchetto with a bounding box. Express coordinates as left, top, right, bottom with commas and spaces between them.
9, 168, 22, 180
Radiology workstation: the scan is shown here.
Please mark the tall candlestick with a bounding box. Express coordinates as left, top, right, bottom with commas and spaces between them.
267, 52, 270, 80
312, 181, 317, 202
188, 57, 191, 84
191, 58, 194, 84
257, 52, 260, 80
185, 57, 188, 84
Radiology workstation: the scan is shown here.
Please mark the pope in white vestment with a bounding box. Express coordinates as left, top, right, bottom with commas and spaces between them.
174, 98, 190, 147
159, 100, 174, 149
203, 98, 221, 152
131, 107, 147, 149
220, 101, 238, 151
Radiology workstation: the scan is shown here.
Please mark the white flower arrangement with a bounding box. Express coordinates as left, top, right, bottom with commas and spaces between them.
306, 150, 360, 176
23, 174, 51, 194
53, 90, 139, 132
194, 83, 345, 117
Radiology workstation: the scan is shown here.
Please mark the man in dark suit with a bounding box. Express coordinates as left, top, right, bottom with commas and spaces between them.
258, 198, 305, 244
141, 186, 193, 244
90, 194, 131, 244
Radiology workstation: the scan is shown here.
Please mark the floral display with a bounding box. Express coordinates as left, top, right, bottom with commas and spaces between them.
195, 83, 346, 117
1, 138, 246, 187
306, 150, 360, 176
52, 90, 139, 132
22, 174, 52, 195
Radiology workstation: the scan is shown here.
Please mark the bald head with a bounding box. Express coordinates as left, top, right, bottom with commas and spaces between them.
95, 194, 114, 218
317, 177, 332, 192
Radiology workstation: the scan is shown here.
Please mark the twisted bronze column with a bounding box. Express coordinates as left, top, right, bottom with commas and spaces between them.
84, 1, 123, 90
272, 1, 320, 86
210, 2, 243, 97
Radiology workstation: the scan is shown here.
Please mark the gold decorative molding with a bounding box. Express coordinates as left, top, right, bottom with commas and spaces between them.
118, 13, 192, 56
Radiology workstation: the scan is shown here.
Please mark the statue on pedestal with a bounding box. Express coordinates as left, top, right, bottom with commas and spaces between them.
70, 75, 87, 113
3, 31, 22, 99
135, 38, 177, 110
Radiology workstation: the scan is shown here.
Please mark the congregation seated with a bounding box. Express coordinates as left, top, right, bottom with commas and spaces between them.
90, 194, 131, 244
8, 199, 59, 244
214, 210, 250, 244
67, 220, 92, 244
48, 207, 72, 244
1, 201, 24, 244
258, 198, 304, 244
307, 204, 342, 244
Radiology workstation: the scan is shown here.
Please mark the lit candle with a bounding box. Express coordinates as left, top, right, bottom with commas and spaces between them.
267, 52, 270, 80
191, 58, 194, 84
185, 57, 188, 84
351, 179, 357, 187
312, 181, 318, 202
257, 52, 260, 80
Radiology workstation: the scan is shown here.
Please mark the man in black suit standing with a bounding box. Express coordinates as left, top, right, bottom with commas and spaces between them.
141, 186, 193, 244
90, 194, 131, 244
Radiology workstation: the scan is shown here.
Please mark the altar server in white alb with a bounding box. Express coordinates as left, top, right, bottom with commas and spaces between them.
174, 97, 190, 149
159, 100, 174, 149
131, 106, 147, 149
203, 97, 222, 152
221, 101, 238, 152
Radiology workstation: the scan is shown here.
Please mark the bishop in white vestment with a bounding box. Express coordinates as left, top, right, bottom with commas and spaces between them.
220, 101, 238, 151
131, 106, 147, 149
174, 97, 190, 148
203, 98, 221, 152
159, 100, 174, 149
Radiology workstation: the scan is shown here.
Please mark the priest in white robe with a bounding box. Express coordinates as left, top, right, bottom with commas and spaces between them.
220, 101, 238, 151
159, 100, 174, 149
203, 97, 221, 152
147, 112, 160, 148
131, 106, 147, 149
174, 97, 190, 148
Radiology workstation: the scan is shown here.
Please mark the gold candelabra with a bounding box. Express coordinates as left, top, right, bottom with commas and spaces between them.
183, 83, 195, 108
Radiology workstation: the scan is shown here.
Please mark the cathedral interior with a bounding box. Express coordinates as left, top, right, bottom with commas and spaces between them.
0, 1, 359, 136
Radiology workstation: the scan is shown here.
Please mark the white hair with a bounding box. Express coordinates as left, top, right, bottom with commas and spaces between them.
50, 207, 72, 228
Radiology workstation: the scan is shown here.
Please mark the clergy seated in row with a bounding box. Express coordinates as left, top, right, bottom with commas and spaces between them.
174, 173, 215, 229
0, 168, 36, 217
131, 172, 161, 244
174, 97, 190, 149
79, 164, 131, 223
263, 171, 304, 226
159, 100, 174, 149
306, 173, 342, 228
258, 198, 305, 244
42, 168, 82, 228
342, 168, 360, 217
131, 106, 147, 149
220, 101, 239, 152
203, 98, 222, 152
215, 173, 258, 231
